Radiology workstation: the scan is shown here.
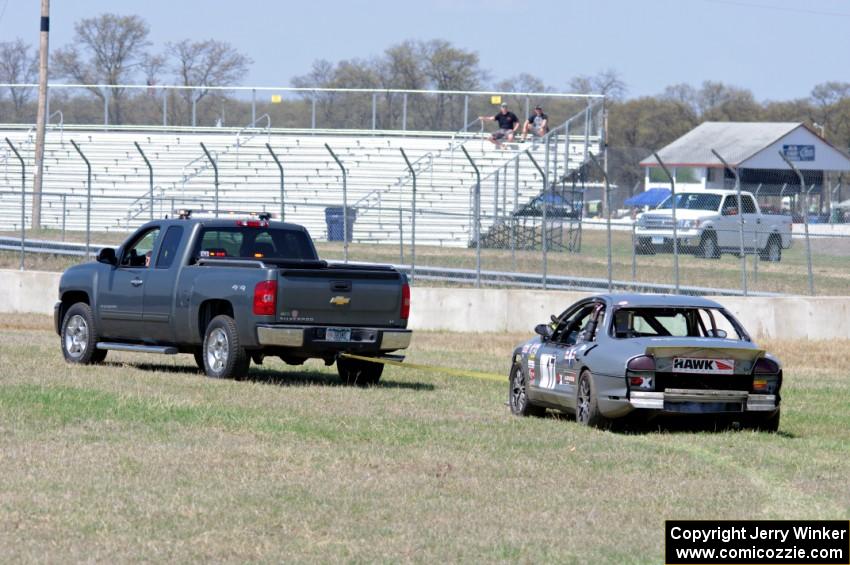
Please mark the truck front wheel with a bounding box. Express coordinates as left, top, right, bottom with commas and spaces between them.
337, 355, 383, 386
699, 232, 720, 259
60, 302, 107, 364
202, 315, 250, 380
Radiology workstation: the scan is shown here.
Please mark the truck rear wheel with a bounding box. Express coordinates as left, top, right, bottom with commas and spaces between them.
202, 315, 250, 380
337, 355, 383, 386
760, 236, 782, 262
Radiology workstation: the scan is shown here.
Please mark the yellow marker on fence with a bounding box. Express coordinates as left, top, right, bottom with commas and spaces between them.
271, 94, 282, 104
340, 353, 506, 383
490, 95, 502, 105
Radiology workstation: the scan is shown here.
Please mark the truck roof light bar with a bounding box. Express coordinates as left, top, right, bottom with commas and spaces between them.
173, 209, 274, 221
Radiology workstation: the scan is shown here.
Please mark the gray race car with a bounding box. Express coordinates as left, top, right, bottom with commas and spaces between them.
508, 294, 782, 431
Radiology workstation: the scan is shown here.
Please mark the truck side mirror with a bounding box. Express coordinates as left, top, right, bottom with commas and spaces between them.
534, 323, 553, 340
97, 247, 117, 266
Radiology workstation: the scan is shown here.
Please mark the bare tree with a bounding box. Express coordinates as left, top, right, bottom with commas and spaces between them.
51, 13, 151, 124
569, 69, 628, 101
168, 39, 251, 125
420, 40, 486, 130
0, 39, 38, 118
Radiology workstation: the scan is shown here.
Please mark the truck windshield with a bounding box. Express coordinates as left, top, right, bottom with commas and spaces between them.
195, 227, 318, 261
657, 193, 721, 211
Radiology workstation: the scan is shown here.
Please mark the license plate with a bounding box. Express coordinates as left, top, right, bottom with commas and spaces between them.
651, 236, 664, 244
326, 327, 351, 342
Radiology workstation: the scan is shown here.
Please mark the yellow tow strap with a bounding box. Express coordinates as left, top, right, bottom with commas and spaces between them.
339, 353, 507, 383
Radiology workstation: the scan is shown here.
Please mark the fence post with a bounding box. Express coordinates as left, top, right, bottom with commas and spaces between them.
325, 143, 349, 263
372, 93, 377, 131
524, 150, 547, 288
162, 89, 168, 127
61, 194, 66, 241
400, 148, 416, 284
5, 137, 25, 270
589, 152, 613, 292
463, 95, 469, 131
252, 88, 256, 124
134, 141, 154, 221
653, 153, 679, 294
265, 143, 285, 221
70, 140, 92, 258
712, 149, 747, 296
512, 156, 519, 270
192, 95, 197, 127
103, 89, 109, 130
311, 93, 317, 130
398, 207, 404, 263
200, 142, 219, 217
753, 184, 762, 283
402, 93, 408, 132
781, 148, 815, 295
631, 222, 637, 289
494, 169, 500, 220
461, 145, 481, 288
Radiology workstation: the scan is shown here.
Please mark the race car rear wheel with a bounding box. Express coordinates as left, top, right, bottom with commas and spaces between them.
508, 362, 545, 417
337, 355, 383, 386
576, 370, 610, 429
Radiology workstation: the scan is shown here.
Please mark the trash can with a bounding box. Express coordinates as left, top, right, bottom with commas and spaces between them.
325, 207, 357, 242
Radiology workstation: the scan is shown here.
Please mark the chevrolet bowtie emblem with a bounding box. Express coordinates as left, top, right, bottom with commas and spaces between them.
329, 295, 351, 306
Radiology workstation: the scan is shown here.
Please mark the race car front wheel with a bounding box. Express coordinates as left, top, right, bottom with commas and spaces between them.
508, 362, 545, 417
576, 370, 610, 429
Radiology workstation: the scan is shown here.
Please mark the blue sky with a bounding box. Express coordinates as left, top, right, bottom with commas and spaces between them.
1, 0, 848, 100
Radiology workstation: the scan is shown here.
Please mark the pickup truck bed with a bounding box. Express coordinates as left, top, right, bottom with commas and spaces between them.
55, 214, 410, 384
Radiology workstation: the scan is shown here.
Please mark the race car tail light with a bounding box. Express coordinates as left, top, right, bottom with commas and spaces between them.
753, 357, 780, 374
400, 282, 410, 320
253, 280, 277, 316
627, 355, 655, 372
627, 355, 655, 390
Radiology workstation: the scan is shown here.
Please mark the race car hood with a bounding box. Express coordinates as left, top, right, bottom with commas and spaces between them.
629, 337, 764, 375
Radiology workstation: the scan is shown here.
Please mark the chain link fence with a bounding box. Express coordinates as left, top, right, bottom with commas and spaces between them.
2, 121, 849, 296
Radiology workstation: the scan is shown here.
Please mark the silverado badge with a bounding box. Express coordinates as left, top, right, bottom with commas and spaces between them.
329, 296, 351, 306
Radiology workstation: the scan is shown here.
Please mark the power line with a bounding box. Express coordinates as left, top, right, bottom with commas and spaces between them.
701, 0, 850, 18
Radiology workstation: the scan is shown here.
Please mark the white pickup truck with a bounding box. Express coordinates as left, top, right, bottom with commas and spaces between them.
634, 189, 793, 261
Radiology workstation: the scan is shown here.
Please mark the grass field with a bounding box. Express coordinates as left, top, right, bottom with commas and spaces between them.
3, 227, 850, 294
1, 315, 848, 562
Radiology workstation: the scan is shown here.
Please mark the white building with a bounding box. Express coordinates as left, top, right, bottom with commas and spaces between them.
639, 122, 850, 207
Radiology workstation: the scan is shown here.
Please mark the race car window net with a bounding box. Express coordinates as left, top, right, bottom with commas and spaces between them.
611, 307, 743, 340
552, 302, 604, 345
193, 227, 318, 262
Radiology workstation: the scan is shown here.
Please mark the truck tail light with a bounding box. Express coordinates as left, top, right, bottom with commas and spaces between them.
400, 282, 410, 320
253, 280, 277, 316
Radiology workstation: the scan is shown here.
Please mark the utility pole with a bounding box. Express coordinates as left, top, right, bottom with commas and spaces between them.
32, 0, 50, 230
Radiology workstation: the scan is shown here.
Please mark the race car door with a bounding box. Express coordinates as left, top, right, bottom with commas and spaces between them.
530, 301, 599, 408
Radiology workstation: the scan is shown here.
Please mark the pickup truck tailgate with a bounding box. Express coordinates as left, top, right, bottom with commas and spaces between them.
276, 265, 405, 326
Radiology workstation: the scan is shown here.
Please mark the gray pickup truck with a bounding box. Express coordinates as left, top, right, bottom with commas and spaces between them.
55, 211, 411, 384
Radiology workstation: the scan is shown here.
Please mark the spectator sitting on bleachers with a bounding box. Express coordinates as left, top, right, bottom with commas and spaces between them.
480, 103, 519, 148
521, 105, 549, 142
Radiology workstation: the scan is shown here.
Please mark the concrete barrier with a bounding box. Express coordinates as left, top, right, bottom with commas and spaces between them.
2, 268, 848, 339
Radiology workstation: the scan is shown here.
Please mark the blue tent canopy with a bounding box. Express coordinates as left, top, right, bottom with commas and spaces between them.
624, 188, 671, 207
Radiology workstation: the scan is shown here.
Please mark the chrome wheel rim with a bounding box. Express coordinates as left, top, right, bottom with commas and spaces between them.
577, 377, 590, 423
64, 314, 89, 359
206, 328, 229, 373
510, 367, 526, 411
